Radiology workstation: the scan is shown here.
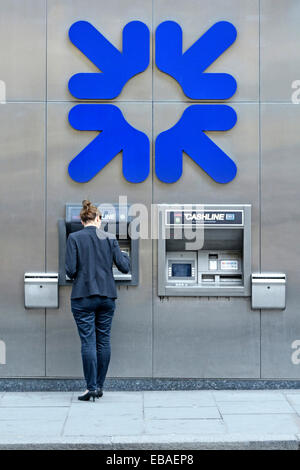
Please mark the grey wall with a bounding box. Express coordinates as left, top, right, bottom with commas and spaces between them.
0, 0, 299, 380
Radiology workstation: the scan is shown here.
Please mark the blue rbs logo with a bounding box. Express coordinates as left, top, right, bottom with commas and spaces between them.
68, 21, 238, 184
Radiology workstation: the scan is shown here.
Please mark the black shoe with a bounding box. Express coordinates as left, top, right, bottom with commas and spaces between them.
96, 388, 103, 399
78, 390, 97, 402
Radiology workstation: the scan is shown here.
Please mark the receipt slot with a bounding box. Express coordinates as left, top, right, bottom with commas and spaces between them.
58, 204, 138, 286
157, 204, 251, 297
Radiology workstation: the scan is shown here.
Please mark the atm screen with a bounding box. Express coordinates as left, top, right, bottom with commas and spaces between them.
172, 263, 192, 278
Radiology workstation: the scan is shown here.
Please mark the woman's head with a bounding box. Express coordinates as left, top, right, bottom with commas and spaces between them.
80, 200, 101, 227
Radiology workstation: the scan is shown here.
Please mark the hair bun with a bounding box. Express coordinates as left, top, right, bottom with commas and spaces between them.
82, 199, 91, 209
80, 200, 100, 224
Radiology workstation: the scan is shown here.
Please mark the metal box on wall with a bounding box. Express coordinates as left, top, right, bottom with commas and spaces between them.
24, 273, 59, 309
251, 273, 286, 309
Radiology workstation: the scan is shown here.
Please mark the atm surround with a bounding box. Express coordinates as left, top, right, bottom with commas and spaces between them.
157, 204, 251, 297
58, 204, 139, 286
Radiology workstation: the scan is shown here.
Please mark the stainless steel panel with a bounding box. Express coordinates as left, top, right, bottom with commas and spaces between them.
47, 0, 152, 101
153, 297, 260, 378
261, 0, 300, 102
0, 103, 45, 377
46, 102, 152, 377
261, 104, 300, 378
0, 0, 46, 101
153, 103, 260, 377
153, 0, 259, 102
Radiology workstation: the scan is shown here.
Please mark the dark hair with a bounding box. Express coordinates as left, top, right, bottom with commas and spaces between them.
80, 200, 101, 224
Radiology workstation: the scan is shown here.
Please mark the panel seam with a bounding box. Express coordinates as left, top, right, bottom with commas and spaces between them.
258, 0, 262, 379
151, 0, 154, 379
44, 0, 48, 378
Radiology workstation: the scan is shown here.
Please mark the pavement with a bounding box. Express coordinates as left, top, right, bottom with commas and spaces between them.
1, 390, 300, 449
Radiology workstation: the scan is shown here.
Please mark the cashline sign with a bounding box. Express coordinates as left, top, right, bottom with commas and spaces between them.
166, 210, 244, 226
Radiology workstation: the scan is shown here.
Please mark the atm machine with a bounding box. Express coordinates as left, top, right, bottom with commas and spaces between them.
23, 202, 286, 310
157, 204, 251, 297
58, 203, 138, 286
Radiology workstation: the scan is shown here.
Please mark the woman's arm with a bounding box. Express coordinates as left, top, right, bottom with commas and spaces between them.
65, 235, 78, 280
112, 238, 131, 274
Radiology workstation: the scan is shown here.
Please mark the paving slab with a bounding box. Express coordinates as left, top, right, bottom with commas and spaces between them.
64, 402, 144, 437
68, 400, 143, 418
217, 400, 295, 415
144, 418, 226, 435
0, 392, 73, 407
145, 406, 220, 420
290, 405, 300, 415
285, 393, 300, 405
223, 413, 300, 434
144, 391, 215, 408
0, 407, 68, 438
213, 390, 287, 402
64, 418, 144, 437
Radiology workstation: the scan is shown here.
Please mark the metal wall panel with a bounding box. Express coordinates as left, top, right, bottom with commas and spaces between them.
261, 0, 300, 102
47, 0, 153, 102
261, 104, 300, 378
0, 0, 46, 101
153, 0, 259, 102
45, 102, 153, 377
153, 103, 260, 377
153, 298, 260, 378
0, 103, 45, 377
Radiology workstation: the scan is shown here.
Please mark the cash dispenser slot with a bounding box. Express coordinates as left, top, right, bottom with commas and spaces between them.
202, 274, 215, 282
58, 204, 138, 286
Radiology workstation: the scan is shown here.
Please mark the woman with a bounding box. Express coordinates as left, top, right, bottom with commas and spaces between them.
65, 200, 130, 402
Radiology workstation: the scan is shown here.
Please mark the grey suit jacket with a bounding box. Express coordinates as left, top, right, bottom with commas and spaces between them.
65, 226, 130, 299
